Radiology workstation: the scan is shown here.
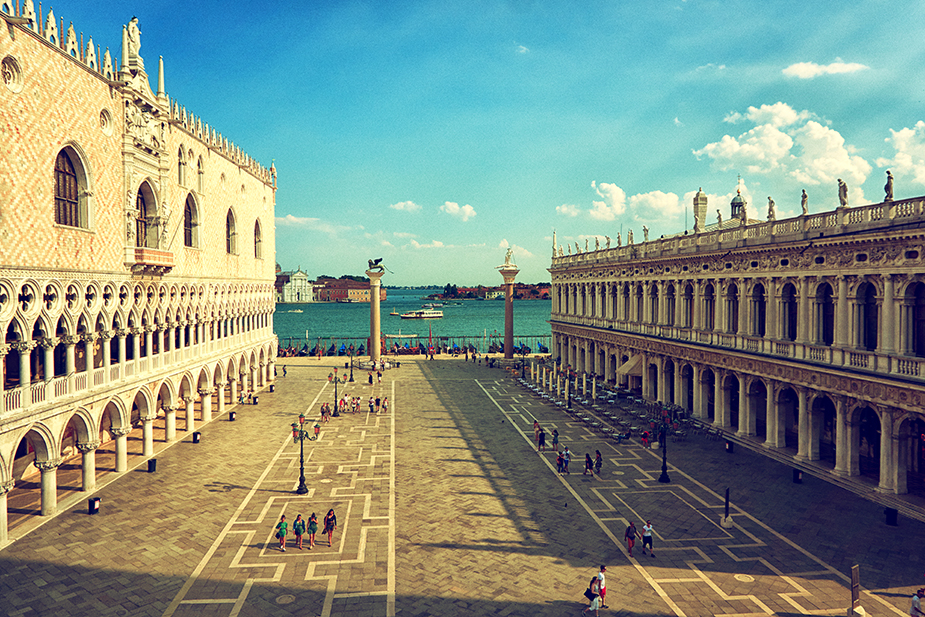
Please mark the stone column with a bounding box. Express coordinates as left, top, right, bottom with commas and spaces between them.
14, 341, 33, 387
796, 388, 809, 460
64, 334, 77, 377
81, 333, 96, 382
112, 427, 130, 472
693, 281, 702, 330
878, 410, 894, 492
692, 365, 705, 419
199, 389, 213, 423
835, 275, 848, 354
797, 277, 810, 344
41, 337, 57, 382
738, 379, 754, 436
833, 397, 849, 476
808, 399, 821, 461
163, 405, 177, 441
156, 326, 165, 360
846, 410, 861, 476
0, 345, 6, 411
99, 331, 111, 383
145, 326, 154, 362
229, 378, 238, 405
216, 381, 226, 415
674, 365, 684, 408
142, 414, 157, 457
714, 374, 728, 428
76, 441, 100, 491
184, 396, 195, 432
765, 382, 784, 448
367, 269, 385, 362
880, 274, 895, 355
116, 329, 128, 378
36, 458, 63, 516
131, 327, 141, 364
716, 282, 727, 333
497, 259, 520, 360
0, 479, 14, 544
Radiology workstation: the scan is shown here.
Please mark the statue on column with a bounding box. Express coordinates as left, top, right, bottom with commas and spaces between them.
127, 17, 144, 70
884, 170, 893, 201
838, 179, 848, 207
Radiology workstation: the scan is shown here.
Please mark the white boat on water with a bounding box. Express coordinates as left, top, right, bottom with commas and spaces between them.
400, 309, 443, 319
421, 302, 444, 308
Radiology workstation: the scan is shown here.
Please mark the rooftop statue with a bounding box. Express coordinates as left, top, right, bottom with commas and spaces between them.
801, 189, 808, 215
716, 209, 723, 227
838, 179, 848, 207
605, 235, 611, 249
594, 237, 600, 250
627, 230, 634, 245
616, 232, 621, 246
127, 17, 143, 70
885, 170, 893, 201
503, 247, 513, 265
767, 196, 776, 221
642, 226, 649, 242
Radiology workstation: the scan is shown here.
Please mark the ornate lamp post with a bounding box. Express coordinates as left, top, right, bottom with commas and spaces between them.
348, 344, 355, 382
290, 412, 318, 495
328, 369, 346, 414
520, 343, 529, 379
658, 417, 671, 483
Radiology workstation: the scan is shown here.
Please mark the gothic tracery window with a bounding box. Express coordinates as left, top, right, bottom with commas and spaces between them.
54, 150, 81, 227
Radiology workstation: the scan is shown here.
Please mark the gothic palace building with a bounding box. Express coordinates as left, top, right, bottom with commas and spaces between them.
550, 187, 925, 506
0, 5, 277, 544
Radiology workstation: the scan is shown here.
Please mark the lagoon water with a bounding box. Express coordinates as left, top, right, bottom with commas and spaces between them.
273, 288, 551, 352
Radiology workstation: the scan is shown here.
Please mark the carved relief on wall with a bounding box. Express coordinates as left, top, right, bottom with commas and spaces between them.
125, 101, 165, 151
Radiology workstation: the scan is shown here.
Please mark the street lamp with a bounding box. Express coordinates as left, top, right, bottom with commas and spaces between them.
290, 412, 319, 494
658, 416, 671, 483
348, 344, 355, 382
328, 369, 346, 415
520, 343, 528, 379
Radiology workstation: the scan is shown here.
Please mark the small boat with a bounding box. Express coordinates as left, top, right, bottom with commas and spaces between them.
421, 302, 444, 309
400, 309, 443, 319
389, 310, 400, 316
288, 309, 303, 313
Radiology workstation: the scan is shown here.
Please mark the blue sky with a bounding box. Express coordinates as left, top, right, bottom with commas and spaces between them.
50, 1, 925, 285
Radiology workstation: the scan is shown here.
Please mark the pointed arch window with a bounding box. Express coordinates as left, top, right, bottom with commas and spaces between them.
226, 209, 236, 254
136, 191, 149, 248
183, 194, 198, 248
254, 219, 263, 259
54, 150, 81, 227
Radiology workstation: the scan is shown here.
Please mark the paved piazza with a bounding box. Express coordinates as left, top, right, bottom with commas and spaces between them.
0, 358, 919, 617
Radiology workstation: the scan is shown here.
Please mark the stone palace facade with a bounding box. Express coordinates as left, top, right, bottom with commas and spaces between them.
549, 187, 925, 506
0, 5, 277, 543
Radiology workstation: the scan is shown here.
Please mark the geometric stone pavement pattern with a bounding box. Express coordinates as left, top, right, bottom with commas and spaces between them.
0, 357, 919, 617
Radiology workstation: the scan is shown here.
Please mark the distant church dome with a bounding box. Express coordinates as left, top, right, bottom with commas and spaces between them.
730, 188, 746, 219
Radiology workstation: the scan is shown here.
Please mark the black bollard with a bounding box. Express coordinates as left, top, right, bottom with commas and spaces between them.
229, 411, 236, 421
725, 440, 734, 454
147, 459, 157, 473
192, 431, 201, 443
792, 469, 803, 483
885, 508, 898, 526
88, 497, 101, 515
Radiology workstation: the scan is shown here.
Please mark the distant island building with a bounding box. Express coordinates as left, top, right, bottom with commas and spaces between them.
550, 184, 925, 503
275, 267, 316, 303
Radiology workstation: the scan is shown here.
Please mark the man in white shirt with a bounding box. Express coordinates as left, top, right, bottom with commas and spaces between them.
911, 589, 924, 617
597, 565, 608, 609
642, 519, 655, 557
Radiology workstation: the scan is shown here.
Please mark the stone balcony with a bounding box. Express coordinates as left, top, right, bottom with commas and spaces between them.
128, 247, 175, 275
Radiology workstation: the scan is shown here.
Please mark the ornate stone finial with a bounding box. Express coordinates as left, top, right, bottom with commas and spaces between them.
157, 55, 166, 98
837, 179, 848, 207
552, 230, 557, 258
884, 170, 893, 201
567, 244, 571, 255
801, 189, 808, 215
120, 25, 130, 73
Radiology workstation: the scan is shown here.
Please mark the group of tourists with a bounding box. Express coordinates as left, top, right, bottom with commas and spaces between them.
320, 396, 389, 420
274, 509, 338, 551
580, 522, 656, 613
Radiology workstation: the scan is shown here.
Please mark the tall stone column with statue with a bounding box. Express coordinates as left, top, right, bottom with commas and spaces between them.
497, 249, 520, 360
367, 258, 385, 363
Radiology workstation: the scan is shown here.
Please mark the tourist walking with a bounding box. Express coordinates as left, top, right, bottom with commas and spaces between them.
552, 429, 559, 452
584, 453, 594, 475
642, 519, 655, 557
282, 366, 287, 377
625, 521, 639, 557
582, 573, 601, 616
307, 512, 318, 549
594, 450, 603, 476
323, 509, 338, 547
368, 372, 373, 385
597, 565, 608, 609
377, 370, 382, 384
533, 420, 540, 445
538, 427, 546, 451
911, 588, 924, 616
382, 397, 389, 413
375, 396, 381, 412
368, 396, 375, 413
293, 514, 306, 549
556, 451, 564, 473
562, 447, 571, 474
275, 515, 288, 552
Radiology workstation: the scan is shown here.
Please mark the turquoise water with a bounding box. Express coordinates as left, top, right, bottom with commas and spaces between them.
273, 288, 551, 353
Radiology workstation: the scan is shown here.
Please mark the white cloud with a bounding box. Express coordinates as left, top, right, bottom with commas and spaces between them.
695, 103, 871, 203
782, 61, 869, 79
674, 117, 683, 126
498, 239, 509, 248
274, 214, 357, 236
629, 191, 683, 217
589, 181, 627, 220
440, 201, 476, 222
876, 121, 925, 187
556, 203, 580, 217
696, 63, 726, 71
516, 45, 529, 54
409, 239, 446, 249
389, 200, 422, 212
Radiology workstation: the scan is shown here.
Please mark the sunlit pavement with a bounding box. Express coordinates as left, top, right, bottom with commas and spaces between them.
0, 356, 918, 616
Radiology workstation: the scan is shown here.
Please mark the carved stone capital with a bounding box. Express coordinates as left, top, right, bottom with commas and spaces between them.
0, 479, 15, 494
80, 332, 98, 344
141, 414, 158, 423
98, 330, 112, 341
110, 427, 132, 438
34, 458, 64, 472
130, 327, 142, 336
198, 388, 213, 398
12, 341, 35, 354
0, 343, 8, 357
62, 334, 80, 346
144, 324, 156, 334
161, 404, 177, 413
115, 328, 129, 338
182, 396, 194, 405
76, 441, 101, 453
40, 337, 59, 350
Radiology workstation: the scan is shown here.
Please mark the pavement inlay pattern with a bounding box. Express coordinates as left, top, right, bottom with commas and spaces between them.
0, 357, 920, 617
